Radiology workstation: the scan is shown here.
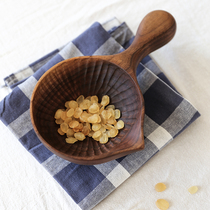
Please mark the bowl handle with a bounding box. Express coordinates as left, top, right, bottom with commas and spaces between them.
111, 10, 176, 80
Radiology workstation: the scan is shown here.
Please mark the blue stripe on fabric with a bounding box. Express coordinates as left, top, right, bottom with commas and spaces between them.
136, 56, 152, 76
72, 22, 110, 56
54, 164, 105, 203
29, 142, 53, 163
143, 79, 183, 125
19, 129, 53, 163
33, 54, 64, 81
123, 36, 134, 49
0, 87, 30, 125
116, 156, 126, 163
141, 55, 152, 64
29, 49, 60, 70
136, 63, 145, 76
157, 72, 179, 93
19, 129, 42, 150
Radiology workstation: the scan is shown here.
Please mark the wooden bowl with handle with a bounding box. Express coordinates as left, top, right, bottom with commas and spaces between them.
30, 10, 176, 165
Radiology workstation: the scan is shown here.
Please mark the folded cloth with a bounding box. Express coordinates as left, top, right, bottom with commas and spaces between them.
0, 18, 200, 210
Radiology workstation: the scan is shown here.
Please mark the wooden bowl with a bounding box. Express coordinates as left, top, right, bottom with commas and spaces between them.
30, 10, 176, 165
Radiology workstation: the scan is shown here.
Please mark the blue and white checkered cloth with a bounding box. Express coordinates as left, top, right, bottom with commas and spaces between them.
0, 18, 200, 210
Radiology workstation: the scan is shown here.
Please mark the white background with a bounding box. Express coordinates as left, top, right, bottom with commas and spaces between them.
0, 0, 210, 209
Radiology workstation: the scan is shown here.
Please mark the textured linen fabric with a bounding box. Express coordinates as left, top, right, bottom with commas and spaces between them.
0, 17, 200, 210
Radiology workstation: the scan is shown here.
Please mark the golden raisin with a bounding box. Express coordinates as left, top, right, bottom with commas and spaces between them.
55, 94, 124, 144
92, 123, 102, 131
74, 132, 86, 141
156, 199, 169, 210
76, 95, 84, 105
88, 103, 99, 114
188, 186, 198, 194
69, 120, 79, 128
74, 107, 83, 118
155, 183, 166, 192
61, 111, 68, 120
101, 95, 110, 106
67, 108, 74, 117
82, 126, 90, 136
107, 128, 118, 138
88, 114, 100, 124
114, 109, 121, 119
99, 133, 108, 144
66, 137, 77, 144
66, 128, 75, 137
91, 95, 98, 103
54, 109, 63, 119
92, 130, 102, 139
58, 128, 65, 135
69, 100, 78, 109
80, 99, 91, 110
60, 122, 69, 133
55, 118, 64, 124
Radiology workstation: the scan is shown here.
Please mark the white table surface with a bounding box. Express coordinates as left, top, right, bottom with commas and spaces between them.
0, 0, 210, 209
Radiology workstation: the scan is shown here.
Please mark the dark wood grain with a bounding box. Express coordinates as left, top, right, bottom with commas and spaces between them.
30, 10, 176, 165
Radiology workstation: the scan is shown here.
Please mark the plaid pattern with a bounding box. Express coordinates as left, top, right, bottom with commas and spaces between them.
0, 18, 200, 210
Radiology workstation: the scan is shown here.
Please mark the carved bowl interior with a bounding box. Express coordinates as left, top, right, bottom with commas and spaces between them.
30, 57, 144, 165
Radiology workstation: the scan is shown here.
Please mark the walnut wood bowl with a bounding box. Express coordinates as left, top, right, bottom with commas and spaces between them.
30, 10, 176, 165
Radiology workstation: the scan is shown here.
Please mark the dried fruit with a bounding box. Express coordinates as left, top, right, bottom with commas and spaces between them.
76, 95, 84, 105
92, 123, 101, 131
54, 109, 63, 119
55, 118, 64, 124
114, 109, 121, 119
66, 128, 75, 137
60, 122, 69, 133
67, 108, 74, 117
69, 120, 79, 128
100, 125, 106, 133
61, 111, 67, 120
80, 111, 91, 122
155, 183, 166, 192
74, 132, 86, 141
80, 99, 91, 110
107, 128, 118, 138
69, 100, 78, 109
156, 199, 169, 210
73, 123, 83, 132
101, 110, 112, 120
88, 103, 99, 113
188, 186, 198, 194
88, 114, 100, 124
91, 95, 98, 103
99, 133, 108, 144
82, 126, 90, 136
64, 117, 72, 124
74, 107, 83, 118
115, 120, 124, 129
101, 95, 110, 106
66, 137, 77, 144
107, 116, 117, 125
106, 104, 115, 109
55, 95, 124, 144
88, 131, 94, 137
92, 130, 102, 139
65, 101, 70, 108
58, 128, 65, 135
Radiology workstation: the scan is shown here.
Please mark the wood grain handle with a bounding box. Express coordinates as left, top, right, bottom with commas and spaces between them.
114, 10, 176, 80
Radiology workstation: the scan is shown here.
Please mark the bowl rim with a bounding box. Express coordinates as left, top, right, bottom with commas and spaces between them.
30, 56, 145, 165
